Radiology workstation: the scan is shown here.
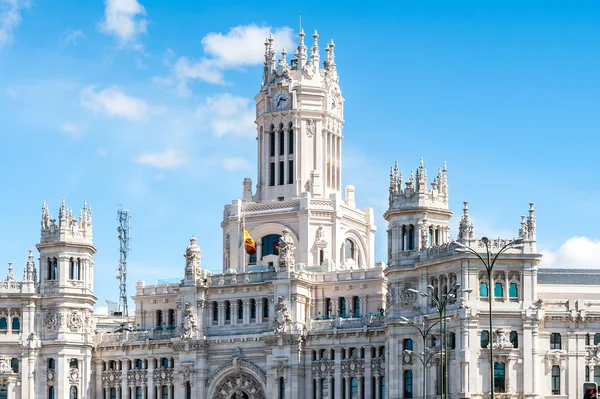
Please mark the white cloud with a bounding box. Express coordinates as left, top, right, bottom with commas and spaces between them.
80, 86, 149, 121
60, 122, 82, 139
540, 236, 600, 269
98, 0, 147, 47
167, 24, 294, 92
133, 148, 189, 170
64, 28, 84, 46
196, 93, 255, 137
0, 0, 28, 49
220, 157, 251, 171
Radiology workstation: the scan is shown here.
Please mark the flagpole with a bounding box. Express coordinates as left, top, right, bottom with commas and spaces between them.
241, 209, 246, 272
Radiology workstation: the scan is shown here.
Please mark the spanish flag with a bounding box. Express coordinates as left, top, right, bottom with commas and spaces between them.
243, 227, 257, 255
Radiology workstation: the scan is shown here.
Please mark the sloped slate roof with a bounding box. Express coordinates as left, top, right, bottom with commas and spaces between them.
538, 268, 600, 285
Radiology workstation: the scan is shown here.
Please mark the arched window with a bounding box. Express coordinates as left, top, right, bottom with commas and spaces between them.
109, 388, 116, 399
161, 358, 169, 368
494, 282, 504, 297
70, 359, 78, 369
47, 257, 52, 280
237, 299, 243, 321
49, 386, 55, 399
403, 338, 413, 351
404, 370, 413, 398
319, 250, 324, 265
0, 317, 6, 330
262, 298, 269, 318
109, 361, 116, 370
481, 331, 489, 348
69, 258, 75, 279
262, 234, 282, 257
509, 283, 518, 298
352, 296, 360, 316
345, 239, 355, 260
10, 358, 18, 373
76, 258, 81, 280
212, 302, 218, 322
479, 282, 489, 297
135, 387, 143, 399
135, 359, 143, 369
339, 297, 347, 317
11, 317, 19, 331
510, 331, 518, 348
408, 225, 415, 250
69, 386, 78, 399
48, 358, 56, 370
288, 123, 294, 155
225, 301, 231, 321
250, 299, 256, 319
156, 310, 163, 327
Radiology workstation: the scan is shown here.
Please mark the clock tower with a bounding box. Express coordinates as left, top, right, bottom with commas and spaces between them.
222, 29, 376, 273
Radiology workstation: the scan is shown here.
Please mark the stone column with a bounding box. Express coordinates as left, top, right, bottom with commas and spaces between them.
374, 376, 380, 399
315, 377, 321, 399
358, 377, 364, 399
532, 328, 539, 395
364, 348, 372, 398
231, 301, 238, 326
147, 358, 156, 399
334, 349, 342, 399
218, 302, 225, 326
121, 360, 129, 399
345, 376, 350, 399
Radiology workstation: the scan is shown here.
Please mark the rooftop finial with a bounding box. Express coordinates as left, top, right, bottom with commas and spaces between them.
311, 30, 320, 62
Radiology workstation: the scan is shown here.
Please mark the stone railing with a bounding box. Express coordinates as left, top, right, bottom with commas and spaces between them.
309, 313, 385, 332
420, 243, 456, 261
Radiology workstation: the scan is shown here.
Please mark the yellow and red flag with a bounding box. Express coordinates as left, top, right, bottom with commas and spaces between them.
243, 227, 256, 255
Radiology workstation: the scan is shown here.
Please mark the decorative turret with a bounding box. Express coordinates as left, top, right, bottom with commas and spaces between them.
388, 159, 449, 210
184, 236, 207, 283
457, 202, 475, 243
40, 199, 93, 245
311, 30, 320, 64
23, 250, 36, 282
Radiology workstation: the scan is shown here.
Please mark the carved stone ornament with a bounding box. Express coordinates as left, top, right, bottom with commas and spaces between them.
213, 372, 265, 399
45, 310, 59, 331
181, 302, 198, 340
69, 368, 81, 384
341, 359, 365, 377
492, 328, 514, 350
153, 368, 174, 384
127, 370, 148, 386
273, 296, 291, 335
302, 60, 316, 79
277, 228, 296, 269
101, 371, 122, 388
371, 357, 385, 377
67, 310, 83, 332
47, 370, 55, 383
306, 119, 316, 137
311, 360, 335, 378
0, 358, 10, 374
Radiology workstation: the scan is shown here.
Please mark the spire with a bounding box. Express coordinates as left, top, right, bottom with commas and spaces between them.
6, 262, 14, 282
527, 202, 536, 241
458, 201, 475, 242
311, 30, 320, 63
518, 215, 528, 239
281, 47, 287, 64
24, 250, 36, 282
328, 40, 336, 68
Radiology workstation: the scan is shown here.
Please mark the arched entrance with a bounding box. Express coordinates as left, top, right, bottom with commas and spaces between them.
211, 371, 265, 399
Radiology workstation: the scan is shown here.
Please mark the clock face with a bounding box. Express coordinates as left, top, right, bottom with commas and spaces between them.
273, 91, 289, 110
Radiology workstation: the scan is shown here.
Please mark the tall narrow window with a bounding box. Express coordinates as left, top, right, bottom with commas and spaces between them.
510, 331, 519, 348
69, 386, 77, 399
448, 332, 456, 349
69, 258, 75, 279
52, 258, 58, 280
279, 161, 284, 185
345, 239, 355, 260
279, 377, 285, 399
263, 298, 269, 318
494, 282, 504, 297
594, 333, 600, 345
481, 331, 489, 348
185, 382, 191, 399
169, 309, 175, 328
10, 358, 18, 373
403, 338, 413, 351
325, 298, 331, 317
550, 333, 562, 350
509, 282, 518, 298
319, 250, 324, 266
403, 370, 413, 398
237, 299, 243, 321
494, 363, 506, 393
288, 160, 294, 184
269, 162, 275, 186
161, 358, 169, 368
408, 225, 415, 250
49, 386, 55, 399
47, 258, 52, 280
551, 365, 560, 395
225, 301, 231, 321
586, 366, 590, 382
350, 377, 358, 398
288, 127, 294, 154
212, 302, 218, 322
136, 387, 143, 399
76, 258, 81, 280
11, 317, 19, 331
594, 366, 600, 386
250, 299, 257, 319
381, 376, 386, 399
352, 296, 360, 316
479, 282, 489, 297
161, 386, 168, 399
269, 131, 275, 157
339, 297, 347, 317
0, 318, 7, 330
48, 358, 56, 370
156, 310, 163, 327
279, 129, 285, 156
110, 388, 116, 399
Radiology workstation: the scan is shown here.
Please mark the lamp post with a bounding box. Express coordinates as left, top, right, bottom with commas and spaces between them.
400, 316, 439, 399
452, 237, 524, 399
409, 283, 462, 399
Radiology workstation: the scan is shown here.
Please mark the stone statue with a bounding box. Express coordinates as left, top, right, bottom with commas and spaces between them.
274, 296, 291, 335
277, 228, 295, 269
492, 327, 513, 349
0, 358, 10, 374
180, 303, 198, 340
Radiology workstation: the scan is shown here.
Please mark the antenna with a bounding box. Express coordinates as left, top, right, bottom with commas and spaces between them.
116, 206, 131, 317
299, 11, 302, 32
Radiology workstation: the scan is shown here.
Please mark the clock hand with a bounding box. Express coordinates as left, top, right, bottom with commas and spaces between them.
277, 97, 283, 106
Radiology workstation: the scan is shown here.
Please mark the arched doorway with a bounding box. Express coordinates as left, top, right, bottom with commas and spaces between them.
211, 371, 265, 399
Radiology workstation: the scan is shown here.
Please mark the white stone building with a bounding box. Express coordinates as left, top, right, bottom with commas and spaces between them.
0, 27, 599, 399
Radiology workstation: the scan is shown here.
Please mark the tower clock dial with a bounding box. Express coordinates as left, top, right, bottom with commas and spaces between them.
272, 91, 290, 110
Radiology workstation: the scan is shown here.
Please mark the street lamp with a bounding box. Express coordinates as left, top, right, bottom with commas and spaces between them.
400, 315, 440, 399
409, 283, 462, 399
452, 237, 524, 399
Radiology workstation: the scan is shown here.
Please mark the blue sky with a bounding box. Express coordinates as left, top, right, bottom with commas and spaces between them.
1, 0, 599, 312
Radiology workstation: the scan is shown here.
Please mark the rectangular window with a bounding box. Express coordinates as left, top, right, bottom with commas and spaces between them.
448, 332, 456, 349
494, 362, 506, 393
269, 163, 275, 186
288, 129, 294, 154
269, 133, 275, 157
551, 365, 560, 395
594, 333, 600, 345
279, 131, 285, 156
550, 333, 562, 350
594, 366, 600, 386
279, 161, 284, 185
279, 377, 285, 399
288, 160, 294, 184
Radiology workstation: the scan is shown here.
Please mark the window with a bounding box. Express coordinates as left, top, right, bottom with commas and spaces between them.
263, 298, 269, 318
237, 299, 244, 320
279, 161, 284, 185
509, 282, 518, 298
594, 333, 600, 345
408, 225, 415, 250
381, 376, 386, 399
10, 358, 18, 373
168, 309, 175, 328
481, 331, 489, 348
0, 317, 6, 330
510, 331, 518, 348
339, 297, 347, 317
135, 359, 143, 370
551, 365, 560, 395
320, 378, 329, 398
479, 282, 489, 297
110, 388, 116, 399
52, 258, 57, 280
70, 359, 78, 369
261, 234, 282, 257
269, 131, 275, 157
212, 302, 218, 322
109, 361, 116, 370
136, 387, 143, 399
0, 385, 6, 399
161, 358, 169, 368
586, 366, 590, 382
225, 301, 231, 321
288, 160, 294, 184
48, 358, 56, 370
345, 239, 355, 260
550, 333, 562, 350
325, 298, 331, 317
49, 386, 55, 399
494, 362, 506, 393
350, 377, 358, 398
69, 386, 77, 399
12, 316, 20, 331
185, 382, 191, 399
353, 296, 360, 316
594, 366, 600, 386
161, 386, 168, 399
403, 338, 413, 351
279, 376, 285, 399
250, 299, 257, 319
156, 310, 163, 327
403, 370, 413, 398
269, 162, 275, 186
69, 258, 75, 279
288, 125, 294, 154
494, 282, 503, 297
279, 129, 285, 156
448, 332, 456, 349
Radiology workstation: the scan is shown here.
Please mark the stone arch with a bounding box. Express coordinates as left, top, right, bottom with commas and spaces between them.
206, 362, 266, 399
341, 228, 368, 268
242, 223, 299, 266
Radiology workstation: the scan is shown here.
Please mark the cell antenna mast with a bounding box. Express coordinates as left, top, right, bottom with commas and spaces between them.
117, 206, 131, 317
